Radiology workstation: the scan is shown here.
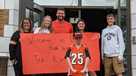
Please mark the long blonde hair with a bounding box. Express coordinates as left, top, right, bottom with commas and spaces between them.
40, 15, 52, 32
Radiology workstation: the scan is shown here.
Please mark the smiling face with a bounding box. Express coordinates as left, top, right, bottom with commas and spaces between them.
22, 19, 31, 31
56, 9, 65, 21
77, 20, 85, 31
43, 16, 52, 28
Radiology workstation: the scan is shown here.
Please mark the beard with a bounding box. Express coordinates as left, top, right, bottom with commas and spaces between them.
57, 16, 64, 21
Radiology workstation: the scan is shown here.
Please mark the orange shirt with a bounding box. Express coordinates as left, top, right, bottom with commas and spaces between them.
52, 20, 73, 33
65, 44, 90, 76
70, 45, 86, 71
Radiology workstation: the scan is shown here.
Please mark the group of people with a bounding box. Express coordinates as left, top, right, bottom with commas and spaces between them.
9, 8, 125, 76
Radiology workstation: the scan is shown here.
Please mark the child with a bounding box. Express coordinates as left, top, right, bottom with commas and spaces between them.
65, 32, 90, 76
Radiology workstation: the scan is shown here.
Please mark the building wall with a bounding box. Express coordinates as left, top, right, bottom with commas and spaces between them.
34, 0, 126, 9
19, 0, 34, 21
131, 0, 136, 76
0, 0, 19, 53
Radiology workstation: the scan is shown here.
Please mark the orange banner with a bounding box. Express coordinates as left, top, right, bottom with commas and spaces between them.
20, 33, 100, 74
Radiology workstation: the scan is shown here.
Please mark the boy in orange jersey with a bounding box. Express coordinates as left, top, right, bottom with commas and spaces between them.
65, 32, 90, 76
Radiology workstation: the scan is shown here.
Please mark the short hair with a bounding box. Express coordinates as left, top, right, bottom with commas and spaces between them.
106, 13, 115, 18
57, 8, 65, 12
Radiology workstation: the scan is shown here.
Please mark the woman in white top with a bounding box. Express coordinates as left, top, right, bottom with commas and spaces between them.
34, 15, 52, 34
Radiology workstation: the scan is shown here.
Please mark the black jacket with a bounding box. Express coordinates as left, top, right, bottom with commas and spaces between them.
9, 31, 22, 62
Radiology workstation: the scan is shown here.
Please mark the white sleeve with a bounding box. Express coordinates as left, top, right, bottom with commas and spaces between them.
34, 28, 40, 34
101, 30, 104, 60
117, 27, 125, 57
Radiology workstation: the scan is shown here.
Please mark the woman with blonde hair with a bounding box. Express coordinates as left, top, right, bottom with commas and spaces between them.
9, 18, 33, 76
34, 15, 52, 34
